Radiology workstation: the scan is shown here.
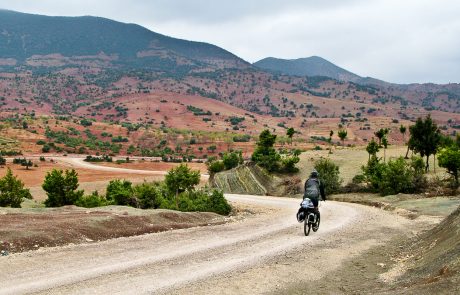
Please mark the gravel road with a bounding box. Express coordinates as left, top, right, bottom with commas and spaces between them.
0, 193, 421, 295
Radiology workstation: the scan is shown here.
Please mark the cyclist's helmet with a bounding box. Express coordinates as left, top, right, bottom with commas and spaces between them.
311, 169, 319, 178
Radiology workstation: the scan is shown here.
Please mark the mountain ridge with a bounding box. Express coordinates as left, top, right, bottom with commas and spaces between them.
253, 56, 394, 86
0, 10, 249, 71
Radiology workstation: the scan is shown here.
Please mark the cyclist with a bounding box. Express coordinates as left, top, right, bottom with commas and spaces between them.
303, 169, 325, 226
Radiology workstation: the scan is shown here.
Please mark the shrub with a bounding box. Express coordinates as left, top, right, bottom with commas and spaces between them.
233, 134, 251, 142
222, 151, 243, 170
378, 158, 415, 196
362, 156, 426, 196
0, 168, 32, 208
352, 174, 366, 184
438, 146, 460, 188
165, 164, 200, 195
207, 160, 225, 174
80, 119, 93, 127
134, 182, 166, 209
106, 179, 136, 207
0, 156, 5, 166
43, 169, 84, 207
280, 155, 300, 173
42, 144, 51, 153
252, 130, 281, 172
75, 191, 108, 208
314, 158, 343, 194
362, 156, 387, 190
84, 155, 112, 162
175, 188, 231, 215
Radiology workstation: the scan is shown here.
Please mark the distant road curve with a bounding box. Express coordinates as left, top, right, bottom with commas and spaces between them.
21, 154, 209, 179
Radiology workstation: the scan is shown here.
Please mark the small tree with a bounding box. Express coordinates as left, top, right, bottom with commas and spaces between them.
382, 136, 389, 162
329, 130, 334, 154
42, 169, 84, 207
0, 168, 32, 208
207, 145, 217, 153
438, 147, 460, 188
314, 158, 342, 195
106, 179, 135, 206
286, 127, 295, 145
165, 164, 200, 208
251, 129, 281, 172
366, 138, 380, 160
222, 150, 243, 170
338, 129, 348, 147
21, 159, 33, 170
408, 115, 441, 172
207, 160, 225, 174
374, 128, 389, 146
400, 125, 407, 142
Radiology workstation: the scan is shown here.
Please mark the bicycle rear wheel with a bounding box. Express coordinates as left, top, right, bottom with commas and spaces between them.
304, 218, 311, 236
312, 214, 320, 232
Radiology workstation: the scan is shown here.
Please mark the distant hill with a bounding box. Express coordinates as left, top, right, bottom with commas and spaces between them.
254, 56, 362, 82
0, 10, 248, 71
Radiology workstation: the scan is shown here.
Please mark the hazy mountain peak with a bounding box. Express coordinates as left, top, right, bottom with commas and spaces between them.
253, 56, 361, 82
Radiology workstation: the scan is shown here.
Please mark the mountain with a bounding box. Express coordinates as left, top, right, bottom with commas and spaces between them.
0, 10, 248, 71
254, 56, 363, 82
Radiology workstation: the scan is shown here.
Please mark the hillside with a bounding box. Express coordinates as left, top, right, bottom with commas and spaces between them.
381, 205, 460, 294
1, 11, 460, 160
0, 10, 248, 71
254, 56, 362, 82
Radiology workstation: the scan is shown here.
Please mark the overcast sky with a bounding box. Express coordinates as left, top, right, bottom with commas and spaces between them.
1, 0, 459, 84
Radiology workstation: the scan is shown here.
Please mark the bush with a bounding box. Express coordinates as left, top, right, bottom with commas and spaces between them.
106, 179, 137, 207
207, 160, 225, 174
362, 156, 386, 190
438, 146, 460, 187
252, 130, 281, 172
0, 156, 5, 166
222, 151, 243, 170
233, 134, 251, 142
314, 158, 343, 194
42, 144, 51, 153
43, 169, 84, 207
0, 168, 32, 208
280, 155, 300, 173
165, 164, 200, 196
362, 156, 426, 196
84, 155, 112, 162
134, 182, 166, 209
75, 191, 108, 208
352, 174, 366, 184
175, 189, 231, 215
80, 119, 93, 127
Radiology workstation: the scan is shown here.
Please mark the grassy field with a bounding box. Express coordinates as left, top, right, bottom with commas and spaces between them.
297, 145, 447, 184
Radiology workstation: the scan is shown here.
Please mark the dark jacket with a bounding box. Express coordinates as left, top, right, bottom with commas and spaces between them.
304, 177, 326, 201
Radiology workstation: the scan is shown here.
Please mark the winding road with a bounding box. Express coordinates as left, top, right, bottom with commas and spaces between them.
0, 156, 423, 294
0, 192, 416, 295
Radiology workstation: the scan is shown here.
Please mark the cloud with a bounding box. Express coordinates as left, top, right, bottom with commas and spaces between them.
0, 0, 459, 83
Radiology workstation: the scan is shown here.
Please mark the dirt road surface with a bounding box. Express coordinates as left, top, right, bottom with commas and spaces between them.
0, 194, 432, 295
